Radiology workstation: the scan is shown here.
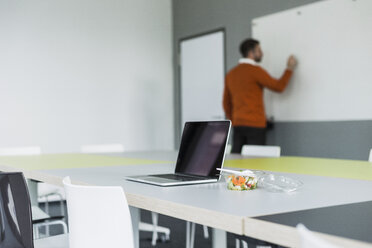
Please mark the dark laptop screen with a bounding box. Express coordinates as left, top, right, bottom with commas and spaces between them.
175, 121, 231, 178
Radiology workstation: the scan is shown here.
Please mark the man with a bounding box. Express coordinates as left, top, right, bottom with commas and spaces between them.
223, 38, 297, 153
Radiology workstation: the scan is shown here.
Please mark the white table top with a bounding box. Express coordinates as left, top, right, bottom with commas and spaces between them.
39, 163, 372, 219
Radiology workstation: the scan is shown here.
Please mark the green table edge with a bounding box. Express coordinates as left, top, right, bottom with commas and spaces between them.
225, 156, 372, 181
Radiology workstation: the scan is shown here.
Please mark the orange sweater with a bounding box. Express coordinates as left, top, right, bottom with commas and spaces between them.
223, 64, 293, 128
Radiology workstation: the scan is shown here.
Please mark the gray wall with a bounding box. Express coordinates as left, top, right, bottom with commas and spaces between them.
267, 121, 372, 160
172, 0, 372, 160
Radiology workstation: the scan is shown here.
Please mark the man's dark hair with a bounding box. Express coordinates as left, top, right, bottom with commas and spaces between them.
240, 38, 260, 57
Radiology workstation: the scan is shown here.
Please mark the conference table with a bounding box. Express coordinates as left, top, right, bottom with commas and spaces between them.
1, 151, 372, 248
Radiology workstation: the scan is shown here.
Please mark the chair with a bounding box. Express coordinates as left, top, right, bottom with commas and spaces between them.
37, 183, 66, 223
80, 143, 170, 246
296, 223, 340, 248
0, 172, 34, 248
187, 223, 209, 248
0, 146, 41, 156
241, 145, 281, 157
0, 146, 67, 238
369, 148, 372, 162
32, 206, 67, 239
63, 176, 134, 248
31, 149, 65, 237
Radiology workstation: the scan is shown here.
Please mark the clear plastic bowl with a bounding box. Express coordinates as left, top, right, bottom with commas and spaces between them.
258, 174, 303, 193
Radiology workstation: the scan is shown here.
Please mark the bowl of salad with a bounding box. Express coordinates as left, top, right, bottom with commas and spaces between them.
218, 168, 258, 191
225, 174, 258, 191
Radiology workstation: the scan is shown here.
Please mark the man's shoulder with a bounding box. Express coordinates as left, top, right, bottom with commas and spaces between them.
227, 63, 262, 75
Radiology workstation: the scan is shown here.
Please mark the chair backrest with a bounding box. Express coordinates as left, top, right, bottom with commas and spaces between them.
241, 145, 281, 157
80, 144, 124, 154
62, 177, 134, 248
0, 172, 33, 248
369, 148, 372, 162
296, 224, 340, 248
0, 146, 41, 156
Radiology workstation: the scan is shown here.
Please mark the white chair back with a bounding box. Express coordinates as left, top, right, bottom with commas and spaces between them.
296, 224, 340, 248
80, 143, 124, 154
63, 177, 134, 248
369, 148, 372, 162
0, 146, 41, 156
241, 145, 280, 157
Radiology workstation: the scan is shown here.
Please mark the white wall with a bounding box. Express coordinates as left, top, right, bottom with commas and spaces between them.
0, 0, 174, 153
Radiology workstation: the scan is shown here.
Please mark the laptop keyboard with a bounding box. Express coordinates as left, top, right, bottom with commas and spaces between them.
154, 174, 204, 181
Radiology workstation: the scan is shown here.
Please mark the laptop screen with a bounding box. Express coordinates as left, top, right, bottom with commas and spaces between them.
175, 121, 231, 179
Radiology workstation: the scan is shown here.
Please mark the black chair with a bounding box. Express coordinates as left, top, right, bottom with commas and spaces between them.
0, 172, 34, 248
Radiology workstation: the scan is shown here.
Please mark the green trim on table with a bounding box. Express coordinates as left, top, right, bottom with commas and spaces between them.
0, 154, 169, 170
224, 156, 372, 181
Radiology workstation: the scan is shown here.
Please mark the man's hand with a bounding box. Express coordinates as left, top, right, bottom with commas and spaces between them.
287, 55, 297, 70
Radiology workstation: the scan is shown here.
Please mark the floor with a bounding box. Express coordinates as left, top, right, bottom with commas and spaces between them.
40, 202, 281, 248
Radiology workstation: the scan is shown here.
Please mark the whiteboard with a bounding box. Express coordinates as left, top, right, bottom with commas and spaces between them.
252, 0, 372, 121
180, 31, 225, 126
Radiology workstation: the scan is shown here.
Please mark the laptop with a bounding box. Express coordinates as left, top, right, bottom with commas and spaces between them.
126, 120, 231, 186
